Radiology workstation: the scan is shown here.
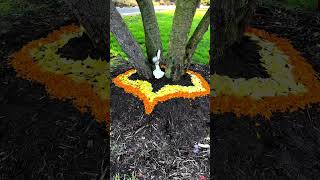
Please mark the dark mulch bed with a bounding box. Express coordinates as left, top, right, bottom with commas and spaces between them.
58, 33, 106, 61
211, 36, 270, 79
0, 1, 109, 179
212, 6, 320, 180
110, 61, 210, 179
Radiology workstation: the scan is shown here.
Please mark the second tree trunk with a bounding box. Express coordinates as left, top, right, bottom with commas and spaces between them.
165, 0, 200, 81
212, 0, 256, 64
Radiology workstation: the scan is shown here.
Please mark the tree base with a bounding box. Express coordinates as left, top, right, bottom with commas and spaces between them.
58, 33, 107, 61
129, 68, 193, 92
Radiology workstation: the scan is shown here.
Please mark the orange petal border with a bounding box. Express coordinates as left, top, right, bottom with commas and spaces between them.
113, 69, 210, 114
211, 27, 320, 119
9, 24, 110, 124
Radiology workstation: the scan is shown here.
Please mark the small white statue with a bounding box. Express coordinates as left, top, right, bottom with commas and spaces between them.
152, 49, 164, 79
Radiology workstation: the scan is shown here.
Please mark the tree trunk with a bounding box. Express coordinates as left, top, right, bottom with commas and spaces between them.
65, 0, 152, 79
110, 2, 152, 79
165, 0, 200, 81
212, 0, 256, 64
63, 0, 109, 61
184, 7, 210, 69
136, 0, 163, 63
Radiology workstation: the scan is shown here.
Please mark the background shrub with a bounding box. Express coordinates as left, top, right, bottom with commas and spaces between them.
259, 0, 317, 10
154, 0, 175, 5
200, 0, 210, 6
112, 0, 137, 7
112, 0, 210, 7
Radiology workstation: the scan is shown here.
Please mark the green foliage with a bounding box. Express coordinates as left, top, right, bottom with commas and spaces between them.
154, 0, 210, 6
285, 0, 317, 9
111, 10, 210, 65
0, 0, 62, 16
260, 0, 317, 10
0, 0, 11, 15
154, 0, 175, 5
112, 0, 138, 7
200, 0, 210, 6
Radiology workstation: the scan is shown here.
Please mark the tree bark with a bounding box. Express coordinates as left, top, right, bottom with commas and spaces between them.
136, 0, 163, 63
63, 0, 109, 61
165, 0, 200, 81
110, 2, 152, 79
184, 7, 210, 70
212, 0, 256, 63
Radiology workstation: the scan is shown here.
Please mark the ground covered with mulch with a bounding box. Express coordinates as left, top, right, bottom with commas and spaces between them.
58, 33, 106, 61
110, 60, 210, 179
0, 1, 110, 179
212, 6, 320, 179
211, 36, 270, 79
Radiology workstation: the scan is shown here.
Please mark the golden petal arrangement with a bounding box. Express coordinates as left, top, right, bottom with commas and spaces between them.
211, 27, 320, 119
9, 25, 110, 123
112, 69, 210, 114
9, 24, 320, 120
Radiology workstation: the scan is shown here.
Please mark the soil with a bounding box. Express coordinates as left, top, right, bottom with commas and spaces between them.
110, 61, 210, 179
58, 33, 107, 61
212, 6, 320, 180
0, 1, 110, 179
211, 36, 270, 79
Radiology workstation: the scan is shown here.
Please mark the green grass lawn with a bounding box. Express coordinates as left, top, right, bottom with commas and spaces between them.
110, 10, 210, 65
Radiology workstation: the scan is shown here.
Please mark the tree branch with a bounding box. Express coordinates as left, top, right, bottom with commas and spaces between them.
165, 0, 200, 81
211, 0, 256, 63
110, 1, 152, 79
63, 0, 109, 61
136, 0, 163, 63
184, 7, 210, 69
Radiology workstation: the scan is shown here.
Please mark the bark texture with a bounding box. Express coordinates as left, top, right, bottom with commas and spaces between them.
63, 0, 109, 61
136, 0, 163, 63
184, 7, 210, 69
165, 0, 200, 81
212, 0, 257, 63
110, 2, 152, 79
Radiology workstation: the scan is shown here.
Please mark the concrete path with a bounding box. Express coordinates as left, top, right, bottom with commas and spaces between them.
116, 5, 209, 16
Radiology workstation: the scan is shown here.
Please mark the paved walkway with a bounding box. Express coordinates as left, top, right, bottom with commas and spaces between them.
116, 5, 209, 16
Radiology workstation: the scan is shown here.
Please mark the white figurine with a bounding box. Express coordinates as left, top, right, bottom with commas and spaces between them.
152, 49, 164, 79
